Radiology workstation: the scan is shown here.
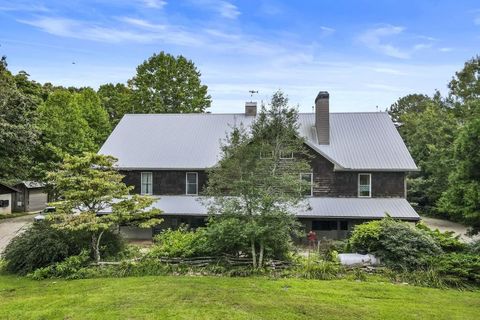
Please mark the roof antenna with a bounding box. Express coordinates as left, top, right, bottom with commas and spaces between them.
376, 105, 379, 112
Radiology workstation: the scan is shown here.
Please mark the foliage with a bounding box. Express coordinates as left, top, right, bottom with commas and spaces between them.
427, 253, 480, 286
29, 250, 91, 280
34, 90, 96, 176
75, 88, 111, 146
205, 91, 310, 267
149, 227, 211, 258
48, 153, 161, 262
438, 116, 480, 234
349, 218, 442, 270
2, 223, 123, 275
0, 56, 39, 182
98, 83, 133, 127
298, 255, 341, 280
129, 51, 211, 113
415, 222, 466, 252
390, 56, 480, 232
468, 239, 480, 254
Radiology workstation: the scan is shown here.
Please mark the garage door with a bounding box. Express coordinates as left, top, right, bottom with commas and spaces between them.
28, 190, 48, 212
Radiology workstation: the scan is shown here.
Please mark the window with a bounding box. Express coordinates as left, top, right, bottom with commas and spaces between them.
300, 173, 313, 196
358, 173, 371, 197
312, 220, 337, 231
186, 172, 198, 195
339, 221, 348, 231
141, 172, 153, 195
280, 150, 294, 159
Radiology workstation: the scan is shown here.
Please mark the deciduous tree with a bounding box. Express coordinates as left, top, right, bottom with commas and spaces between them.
129, 52, 211, 113
48, 153, 162, 263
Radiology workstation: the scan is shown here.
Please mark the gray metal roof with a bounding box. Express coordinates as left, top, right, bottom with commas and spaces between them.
15, 181, 46, 189
99, 112, 417, 171
116, 196, 419, 220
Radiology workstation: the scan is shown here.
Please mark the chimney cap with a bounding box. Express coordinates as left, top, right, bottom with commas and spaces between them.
315, 91, 329, 103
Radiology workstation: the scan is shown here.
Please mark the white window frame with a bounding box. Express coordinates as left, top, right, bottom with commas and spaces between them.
300, 172, 313, 197
280, 150, 294, 159
141, 172, 153, 195
358, 173, 372, 198
186, 172, 198, 195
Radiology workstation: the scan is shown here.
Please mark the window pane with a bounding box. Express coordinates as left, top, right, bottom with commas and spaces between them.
187, 173, 197, 184
141, 172, 153, 195
359, 174, 370, 185
312, 220, 337, 231
186, 173, 198, 195
340, 221, 348, 230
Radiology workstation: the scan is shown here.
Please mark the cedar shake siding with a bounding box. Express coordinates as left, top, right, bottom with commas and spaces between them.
121, 170, 208, 195
121, 150, 405, 198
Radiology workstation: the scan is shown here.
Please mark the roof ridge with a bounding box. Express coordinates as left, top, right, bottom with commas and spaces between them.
123, 112, 388, 116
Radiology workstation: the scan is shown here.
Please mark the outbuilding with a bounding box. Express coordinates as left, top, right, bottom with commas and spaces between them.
12, 181, 48, 213
0, 183, 19, 215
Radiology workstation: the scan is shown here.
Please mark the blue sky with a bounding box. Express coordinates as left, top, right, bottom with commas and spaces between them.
1, 0, 479, 113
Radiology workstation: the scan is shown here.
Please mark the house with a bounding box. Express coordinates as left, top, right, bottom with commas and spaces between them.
0, 183, 19, 215
99, 91, 420, 240
12, 181, 48, 213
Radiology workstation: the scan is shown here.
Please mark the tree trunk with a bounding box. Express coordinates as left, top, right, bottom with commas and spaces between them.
258, 241, 264, 268
251, 238, 257, 269
92, 230, 105, 264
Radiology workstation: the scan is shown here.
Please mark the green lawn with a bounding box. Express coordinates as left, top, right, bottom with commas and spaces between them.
0, 275, 479, 320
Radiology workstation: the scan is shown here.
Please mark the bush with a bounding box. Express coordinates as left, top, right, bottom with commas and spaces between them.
468, 239, 480, 254
298, 255, 342, 280
428, 253, 480, 286
416, 222, 466, 252
29, 250, 91, 280
2, 223, 125, 275
149, 227, 211, 258
349, 218, 442, 270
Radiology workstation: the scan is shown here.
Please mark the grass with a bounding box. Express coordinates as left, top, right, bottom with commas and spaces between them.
0, 275, 479, 319
0, 212, 34, 220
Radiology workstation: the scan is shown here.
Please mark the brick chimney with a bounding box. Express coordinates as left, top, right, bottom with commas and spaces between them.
245, 101, 257, 116
315, 91, 330, 144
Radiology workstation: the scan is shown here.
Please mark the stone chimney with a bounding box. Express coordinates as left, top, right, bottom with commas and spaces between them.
315, 91, 330, 144
245, 101, 257, 116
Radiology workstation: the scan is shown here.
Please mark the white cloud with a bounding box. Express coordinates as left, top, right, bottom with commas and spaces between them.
19, 16, 203, 46
357, 25, 433, 59
217, 1, 240, 19
0, 2, 49, 12
320, 26, 335, 37
141, 0, 167, 9
439, 47, 453, 52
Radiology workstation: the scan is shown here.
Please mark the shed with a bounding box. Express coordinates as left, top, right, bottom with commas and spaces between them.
12, 181, 48, 213
0, 183, 19, 215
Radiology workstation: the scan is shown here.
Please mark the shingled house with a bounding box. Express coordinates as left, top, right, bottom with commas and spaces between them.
99, 91, 419, 240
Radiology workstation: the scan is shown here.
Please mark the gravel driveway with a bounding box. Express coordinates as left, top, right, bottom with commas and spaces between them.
0, 215, 34, 254
421, 216, 479, 243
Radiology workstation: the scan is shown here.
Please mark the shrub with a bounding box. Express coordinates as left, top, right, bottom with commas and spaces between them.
149, 227, 211, 258
468, 239, 480, 254
416, 222, 466, 252
2, 223, 125, 275
298, 255, 341, 280
29, 250, 91, 280
349, 218, 442, 270
428, 253, 480, 286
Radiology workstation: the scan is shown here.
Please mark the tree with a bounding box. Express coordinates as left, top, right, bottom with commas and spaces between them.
48, 153, 162, 263
129, 52, 211, 113
439, 115, 480, 234
98, 83, 133, 127
34, 90, 95, 177
205, 91, 311, 267
75, 88, 111, 146
0, 56, 39, 182
388, 93, 432, 125
448, 56, 480, 103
